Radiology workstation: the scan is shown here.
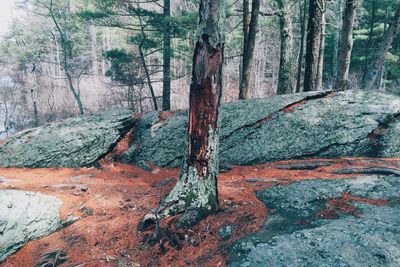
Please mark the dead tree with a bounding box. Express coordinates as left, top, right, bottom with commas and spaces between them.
140, 0, 224, 229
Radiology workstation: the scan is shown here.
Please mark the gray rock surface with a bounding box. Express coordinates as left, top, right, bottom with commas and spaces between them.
229, 175, 400, 267
0, 190, 63, 262
0, 109, 135, 168
2, 90, 400, 168
120, 90, 400, 167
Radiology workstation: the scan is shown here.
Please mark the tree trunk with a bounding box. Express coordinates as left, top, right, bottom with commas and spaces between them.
332, 0, 342, 84
378, 6, 389, 90
316, 0, 326, 91
335, 0, 357, 91
362, 0, 376, 85
156, 0, 224, 228
49, 0, 84, 115
239, 0, 260, 100
277, 0, 294, 95
162, 0, 171, 110
364, 8, 400, 90
139, 44, 159, 111
296, 0, 308, 93
303, 0, 323, 92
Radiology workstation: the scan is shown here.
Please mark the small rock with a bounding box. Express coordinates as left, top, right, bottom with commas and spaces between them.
7, 202, 12, 209
77, 185, 88, 192
137, 160, 153, 172
219, 224, 233, 240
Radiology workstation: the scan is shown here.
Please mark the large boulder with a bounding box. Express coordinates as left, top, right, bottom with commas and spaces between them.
229, 175, 400, 266
0, 190, 64, 262
121, 90, 400, 167
1, 90, 400, 168
0, 110, 135, 168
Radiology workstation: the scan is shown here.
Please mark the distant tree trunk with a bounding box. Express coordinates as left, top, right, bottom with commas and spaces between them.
364, 8, 400, 90
378, 6, 389, 90
303, 0, 323, 92
335, 0, 357, 91
137, 14, 159, 111
362, 0, 376, 84
90, 25, 98, 76
316, 0, 326, 91
296, 0, 308, 93
332, 0, 342, 84
239, 0, 260, 99
139, 44, 159, 111
162, 0, 171, 110
277, 0, 294, 95
147, 0, 224, 228
48, 0, 84, 115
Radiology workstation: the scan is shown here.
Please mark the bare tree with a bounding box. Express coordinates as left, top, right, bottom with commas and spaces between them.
47, 0, 85, 115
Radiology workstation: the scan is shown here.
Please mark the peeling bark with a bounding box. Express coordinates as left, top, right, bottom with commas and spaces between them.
142, 0, 224, 228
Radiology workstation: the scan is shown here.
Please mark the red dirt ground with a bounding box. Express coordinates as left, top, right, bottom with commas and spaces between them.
1, 157, 398, 267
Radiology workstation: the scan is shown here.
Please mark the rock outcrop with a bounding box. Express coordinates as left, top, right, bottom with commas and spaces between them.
0, 110, 135, 168
1, 90, 400, 168
122, 90, 400, 167
229, 175, 400, 266
0, 190, 64, 262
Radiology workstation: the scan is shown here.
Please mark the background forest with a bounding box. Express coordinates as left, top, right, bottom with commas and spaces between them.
0, 0, 399, 137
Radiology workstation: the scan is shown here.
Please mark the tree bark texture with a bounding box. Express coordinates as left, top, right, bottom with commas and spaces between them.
158, 0, 224, 227
316, 0, 326, 91
296, 0, 308, 93
162, 0, 171, 110
277, 0, 294, 95
303, 0, 323, 92
239, 0, 260, 99
335, 0, 357, 91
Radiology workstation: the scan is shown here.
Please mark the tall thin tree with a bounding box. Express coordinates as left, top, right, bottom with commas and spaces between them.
162, 0, 171, 110
277, 0, 294, 95
335, 0, 357, 91
296, 0, 308, 93
239, 0, 260, 99
303, 0, 323, 92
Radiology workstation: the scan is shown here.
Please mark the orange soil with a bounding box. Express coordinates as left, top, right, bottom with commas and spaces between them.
0, 157, 398, 267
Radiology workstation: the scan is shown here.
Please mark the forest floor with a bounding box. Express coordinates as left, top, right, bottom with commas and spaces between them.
1, 157, 400, 267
